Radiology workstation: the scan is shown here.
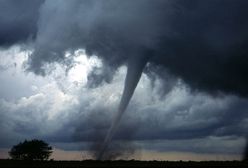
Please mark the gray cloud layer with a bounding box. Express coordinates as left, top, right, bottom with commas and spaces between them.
0, 0, 248, 96
0, 0, 43, 46
28, 0, 248, 97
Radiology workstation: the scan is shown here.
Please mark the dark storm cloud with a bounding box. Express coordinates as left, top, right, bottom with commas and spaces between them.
0, 0, 247, 96
0, 0, 44, 46
45, 90, 248, 144
87, 66, 115, 88
21, 0, 248, 97
151, 0, 248, 97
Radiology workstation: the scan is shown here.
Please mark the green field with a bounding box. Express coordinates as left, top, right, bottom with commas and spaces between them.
0, 159, 247, 168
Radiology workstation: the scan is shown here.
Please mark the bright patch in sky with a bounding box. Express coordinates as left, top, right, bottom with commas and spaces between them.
67, 49, 102, 85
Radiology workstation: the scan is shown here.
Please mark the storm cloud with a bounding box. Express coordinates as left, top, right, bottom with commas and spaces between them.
1, 0, 248, 96
19, 0, 248, 98
0, 0, 43, 46
1, 0, 248, 160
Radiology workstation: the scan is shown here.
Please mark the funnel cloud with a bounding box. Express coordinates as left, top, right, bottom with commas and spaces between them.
97, 55, 150, 159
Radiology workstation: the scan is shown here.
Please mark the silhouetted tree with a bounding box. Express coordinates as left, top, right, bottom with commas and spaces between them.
9, 139, 52, 160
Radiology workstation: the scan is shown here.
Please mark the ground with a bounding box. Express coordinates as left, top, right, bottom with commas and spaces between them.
0, 159, 247, 168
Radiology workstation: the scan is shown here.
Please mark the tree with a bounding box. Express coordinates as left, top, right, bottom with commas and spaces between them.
9, 139, 53, 160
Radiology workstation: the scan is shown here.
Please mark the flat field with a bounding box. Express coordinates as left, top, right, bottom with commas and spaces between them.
0, 159, 247, 168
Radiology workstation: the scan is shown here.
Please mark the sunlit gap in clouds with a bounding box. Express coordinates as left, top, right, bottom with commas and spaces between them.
38, 49, 103, 90
0, 46, 104, 120
0, 46, 103, 89
65, 49, 102, 85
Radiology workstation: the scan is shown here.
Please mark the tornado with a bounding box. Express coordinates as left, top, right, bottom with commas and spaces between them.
97, 55, 149, 160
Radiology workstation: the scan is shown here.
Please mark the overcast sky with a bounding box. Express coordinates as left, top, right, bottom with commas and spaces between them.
1, 0, 248, 160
